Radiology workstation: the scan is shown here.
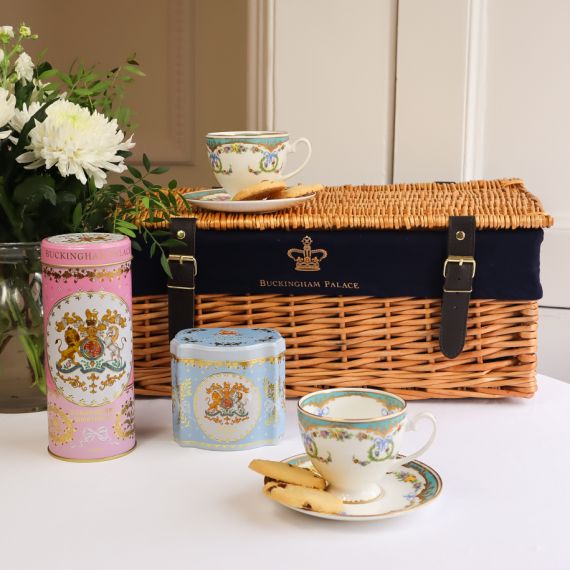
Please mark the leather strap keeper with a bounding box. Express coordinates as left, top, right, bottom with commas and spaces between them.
167, 217, 197, 340
439, 216, 476, 358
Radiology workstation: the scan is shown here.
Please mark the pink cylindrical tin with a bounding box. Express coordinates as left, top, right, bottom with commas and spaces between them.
41, 233, 135, 461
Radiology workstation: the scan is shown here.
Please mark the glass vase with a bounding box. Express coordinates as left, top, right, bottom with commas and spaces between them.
0, 243, 46, 412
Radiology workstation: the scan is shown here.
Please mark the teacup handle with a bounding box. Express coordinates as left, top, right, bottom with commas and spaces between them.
390, 412, 437, 469
282, 137, 312, 180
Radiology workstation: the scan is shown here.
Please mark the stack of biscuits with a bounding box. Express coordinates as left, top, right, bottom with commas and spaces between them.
232, 181, 323, 201
249, 459, 344, 515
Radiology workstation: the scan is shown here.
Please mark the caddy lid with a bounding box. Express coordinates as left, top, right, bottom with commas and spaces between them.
171, 327, 286, 361
41, 233, 131, 267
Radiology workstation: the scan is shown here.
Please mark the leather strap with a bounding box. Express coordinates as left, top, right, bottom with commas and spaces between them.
167, 217, 197, 340
439, 216, 476, 358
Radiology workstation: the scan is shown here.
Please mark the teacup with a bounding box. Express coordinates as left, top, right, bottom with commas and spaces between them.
205, 131, 312, 196
298, 388, 437, 503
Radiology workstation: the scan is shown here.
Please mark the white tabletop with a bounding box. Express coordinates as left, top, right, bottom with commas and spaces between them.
1, 374, 569, 570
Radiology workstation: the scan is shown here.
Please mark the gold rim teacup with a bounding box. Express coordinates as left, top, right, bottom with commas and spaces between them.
298, 388, 437, 503
205, 131, 312, 196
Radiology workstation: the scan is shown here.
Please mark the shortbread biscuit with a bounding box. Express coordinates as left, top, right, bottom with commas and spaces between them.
270, 184, 324, 199
232, 180, 286, 201
249, 459, 327, 489
263, 481, 343, 514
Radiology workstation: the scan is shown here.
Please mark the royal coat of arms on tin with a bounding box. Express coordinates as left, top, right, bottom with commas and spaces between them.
46, 291, 132, 407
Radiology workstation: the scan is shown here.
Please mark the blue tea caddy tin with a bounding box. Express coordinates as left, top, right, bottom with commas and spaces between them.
170, 328, 286, 450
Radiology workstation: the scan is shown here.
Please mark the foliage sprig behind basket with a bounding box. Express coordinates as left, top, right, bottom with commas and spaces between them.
0, 23, 186, 269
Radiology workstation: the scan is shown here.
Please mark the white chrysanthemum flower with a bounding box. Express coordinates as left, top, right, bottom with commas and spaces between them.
0, 26, 14, 39
0, 48, 4, 61
17, 99, 135, 187
15, 52, 34, 84
10, 101, 41, 132
0, 87, 16, 139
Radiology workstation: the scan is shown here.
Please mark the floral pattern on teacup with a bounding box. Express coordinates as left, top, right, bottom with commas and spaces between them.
206, 142, 288, 179
208, 152, 232, 175
352, 436, 395, 466
302, 431, 332, 464
301, 426, 402, 467
390, 471, 423, 503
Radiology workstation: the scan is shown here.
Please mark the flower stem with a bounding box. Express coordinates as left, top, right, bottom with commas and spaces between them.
2, 251, 45, 394
0, 177, 25, 241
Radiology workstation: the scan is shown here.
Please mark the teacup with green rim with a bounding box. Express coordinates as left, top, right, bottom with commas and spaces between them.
205, 131, 312, 196
298, 388, 437, 503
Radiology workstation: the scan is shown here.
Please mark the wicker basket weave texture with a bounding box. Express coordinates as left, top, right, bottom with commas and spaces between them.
136, 179, 553, 231
132, 179, 550, 400
134, 295, 538, 400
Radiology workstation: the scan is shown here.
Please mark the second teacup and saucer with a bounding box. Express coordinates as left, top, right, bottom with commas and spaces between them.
267, 388, 442, 521
188, 131, 317, 213
275, 453, 442, 521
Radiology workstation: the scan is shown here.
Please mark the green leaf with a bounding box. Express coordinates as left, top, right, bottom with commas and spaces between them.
38, 68, 59, 80
142, 179, 158, 190
125, 64, 146, 77
56, 191, 78, 207
149, 242, 156, 257
127, 165, 142, 179
131, 240, 142, 252
117, 226, 137, 238
168, 192, 178, 209
72, 87, 93, 96
109, 184, 127, 192
13, 176, 56, 207
168, 179, 178, 190
57, 72, 73, 87
160, 253, 172, 278
141, 196, 150, 209
142, 154, 151, 172
150, 167, 169, 175
72, 203, 83, 228
115, 220, 139, 230
89, 81, 111, 93
120, 176, 134, 185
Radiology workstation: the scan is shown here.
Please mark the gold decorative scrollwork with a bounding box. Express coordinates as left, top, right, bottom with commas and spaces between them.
42, 262, 131, 284
113, 400, 135, 440
56, 371, 88, 391
172, 380, 193, 428
48, 403, 76, 445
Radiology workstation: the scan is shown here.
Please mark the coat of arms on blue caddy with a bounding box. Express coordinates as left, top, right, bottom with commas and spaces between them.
205, 380, 250, 425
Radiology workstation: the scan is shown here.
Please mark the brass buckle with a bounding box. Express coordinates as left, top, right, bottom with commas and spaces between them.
168, 254, 198, 276
443, 255, 476, 279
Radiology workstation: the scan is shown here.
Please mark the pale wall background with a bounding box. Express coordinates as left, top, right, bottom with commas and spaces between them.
4, 0, 568, 380
3, 0, 249, 187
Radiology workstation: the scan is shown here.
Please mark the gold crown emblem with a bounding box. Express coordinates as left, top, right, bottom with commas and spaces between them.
85, 309, 99, 327
287, 236, 328, 272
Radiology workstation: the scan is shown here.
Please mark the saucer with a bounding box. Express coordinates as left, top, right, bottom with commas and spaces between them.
268, 453, 442, 521
187, 192, 315, 213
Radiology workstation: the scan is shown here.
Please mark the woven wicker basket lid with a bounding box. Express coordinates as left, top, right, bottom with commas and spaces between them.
143, 178, 553, 231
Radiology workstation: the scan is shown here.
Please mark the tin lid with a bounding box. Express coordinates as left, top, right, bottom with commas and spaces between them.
41, 233, 132, 267
171, 327, 286, 361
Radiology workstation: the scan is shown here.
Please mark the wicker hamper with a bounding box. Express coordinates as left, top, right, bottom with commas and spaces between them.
132, 179, 553, 400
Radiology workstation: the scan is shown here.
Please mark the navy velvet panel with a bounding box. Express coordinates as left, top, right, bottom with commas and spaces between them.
132, 229, 543, 300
